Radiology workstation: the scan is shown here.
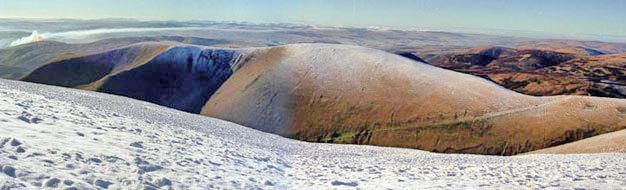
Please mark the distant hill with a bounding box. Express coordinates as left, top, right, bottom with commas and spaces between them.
514, 39, 626, 55
401, 46, 626, 98
0, 36, 232, 79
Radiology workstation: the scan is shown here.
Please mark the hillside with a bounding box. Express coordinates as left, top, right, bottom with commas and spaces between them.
528, 129, 626, 154
514, 39, 626, 55
0, 36, 233, 79
405, 46, 626, 98
20, 43, 626, 155
1, 79, 626, 189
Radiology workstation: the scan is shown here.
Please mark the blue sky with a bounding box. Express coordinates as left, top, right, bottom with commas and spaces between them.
1, 0, 626, 37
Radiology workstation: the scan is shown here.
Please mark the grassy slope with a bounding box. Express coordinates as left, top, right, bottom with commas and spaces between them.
527, 128, 626, 154
202, 44, 626, 155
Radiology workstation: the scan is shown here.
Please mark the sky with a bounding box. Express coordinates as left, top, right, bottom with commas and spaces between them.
1, 0, 626, 38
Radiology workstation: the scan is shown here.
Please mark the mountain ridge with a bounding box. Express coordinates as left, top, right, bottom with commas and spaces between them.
20, 43, 626, 155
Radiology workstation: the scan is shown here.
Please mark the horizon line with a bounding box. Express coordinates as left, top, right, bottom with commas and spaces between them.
2, 17, 626, 43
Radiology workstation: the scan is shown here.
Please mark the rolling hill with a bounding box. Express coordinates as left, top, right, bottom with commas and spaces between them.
20, 43, 626, 155
0, 36, 233, 79
403, 46, 626, 98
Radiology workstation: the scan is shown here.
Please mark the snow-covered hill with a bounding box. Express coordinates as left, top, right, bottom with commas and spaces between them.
1, 79, 626, 189
22, 43, 626, 155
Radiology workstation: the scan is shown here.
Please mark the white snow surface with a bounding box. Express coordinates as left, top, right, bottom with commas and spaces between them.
1, 79, 626, 190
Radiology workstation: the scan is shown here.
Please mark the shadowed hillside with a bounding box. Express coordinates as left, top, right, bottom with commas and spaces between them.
22, 43, 626, 155
22, 43, 171, 88
0, 36, 233, 79
98, 46, 241, 113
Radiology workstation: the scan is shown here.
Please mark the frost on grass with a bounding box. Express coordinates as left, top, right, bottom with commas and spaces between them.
0, 79, 626, 189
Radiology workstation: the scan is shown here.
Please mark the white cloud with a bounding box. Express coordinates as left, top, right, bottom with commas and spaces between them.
8, 27, 206, 47
9, 30, 45, 46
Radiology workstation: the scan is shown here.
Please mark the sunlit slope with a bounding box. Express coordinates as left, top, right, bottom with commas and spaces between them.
202, 44, 626, 155
23, 43, 626, 155
528, 128, 626, 154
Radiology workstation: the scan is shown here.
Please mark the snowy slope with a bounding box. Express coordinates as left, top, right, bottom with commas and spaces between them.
1, 79, 626, 190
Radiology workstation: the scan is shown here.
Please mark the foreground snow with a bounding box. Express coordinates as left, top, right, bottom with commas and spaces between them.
0, 79, 625, 190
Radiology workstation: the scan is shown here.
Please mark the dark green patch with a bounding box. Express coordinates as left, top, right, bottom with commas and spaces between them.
319, 131, 357, 144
